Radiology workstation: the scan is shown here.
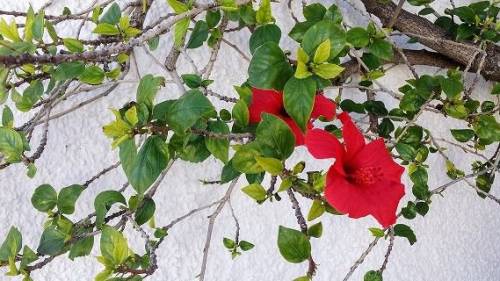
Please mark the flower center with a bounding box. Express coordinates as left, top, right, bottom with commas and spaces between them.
348, 166, 383, 186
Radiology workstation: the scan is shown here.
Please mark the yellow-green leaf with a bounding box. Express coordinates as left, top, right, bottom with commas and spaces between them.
312, 63, 344, 79
297, 48, 309, 64
255, 156, 283, 175
295, 61, 312, 79
166, 0, 188, 13
313, 39, 330, 64
0, 19, 21, 42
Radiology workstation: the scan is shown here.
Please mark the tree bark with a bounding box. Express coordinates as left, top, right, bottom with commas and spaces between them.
360, 0, 500, 82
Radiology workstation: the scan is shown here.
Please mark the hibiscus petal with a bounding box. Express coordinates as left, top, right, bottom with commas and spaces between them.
350, 139, 405, 183
248, 88, 284, 123
281, 117, 307, 146
338, 112, 365, 157
326, 172, 404, 228
311, 94, 336, 121
305, 129, 344, 159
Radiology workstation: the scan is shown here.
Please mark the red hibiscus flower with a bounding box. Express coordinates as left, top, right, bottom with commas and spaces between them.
248, 88, 336, 145
305, 112, 405, 228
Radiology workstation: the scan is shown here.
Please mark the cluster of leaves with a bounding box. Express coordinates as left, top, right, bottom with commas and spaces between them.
0, 0, 499, 280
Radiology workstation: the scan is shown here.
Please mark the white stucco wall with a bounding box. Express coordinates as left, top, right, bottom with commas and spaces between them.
0, 0, 499, 280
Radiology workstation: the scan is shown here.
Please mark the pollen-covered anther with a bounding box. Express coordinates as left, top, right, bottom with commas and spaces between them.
350, 166, 383, 186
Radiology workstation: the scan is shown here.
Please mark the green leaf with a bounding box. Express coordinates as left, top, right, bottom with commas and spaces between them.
364, 270, 383, 281
368, 227, 385, 237
119, 139, 137, 179
401, 201, 417, 219
368, 39, 393, 60
450, 129, 474, 142
302, 20, 346, 59
181, 74, 202, 88
307, 222, 323, 238
63, 38, 84, 53
232, 147, 264, 174
415, 202, 429, 216
340, 99, 365, 113
223, 237, 235, 249
313, 39, 331, 64
100, 3, 121, 25
256, 0, 273, 24
410, 166, 427, 186
0, 127, 24, 162
134, 198, 156, 225
232, 99, 249, 127
129, 136, 169, 194
79, 66, 105, 85
248, 42, 293, 90
395, 143, 416, 161
166, 0, 188, 13
239, 240, 254, 251
20, 245, 37, 268
394, 224, 417, 245
147, 36, 160, 50
294, 277, 311, 281
491, 83, 500, 95
254, 156, 283, 175
283, 76, 316, 131
289, 21, 314, 43
346, 27, 369, 48
307, 200, 325, 221
94, 190, 126, 228
165, 90, 215, 133
93, 23, 120, 35
69, 236, 94, 260
37, 226, 66, 256
12, 80, 44, 112
311, 63, 344, 79
31, 184, 58, 212
473, 115, 500, 143
206, 10, 221, 28
440, 77, 463, 98
2, 105, 14, 128
205, 120, 229, 163
241, 183, 267, 201
53, 62, 85, 81
256, 113, 295, 159
174, 18, 189, 47
32, 11, 44, 41
0, 227, 22, 262
277, 226, 311, 263
100, 225, 129, 265
187, 20, 209, 49
57, 184, 84, 214
0, 19, 21, 42
303, 3, 327, 22
137, 74, 165, 111
249, 24, 281, 55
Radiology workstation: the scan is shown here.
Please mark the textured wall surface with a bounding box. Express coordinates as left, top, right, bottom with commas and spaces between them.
0, 0, 499, 280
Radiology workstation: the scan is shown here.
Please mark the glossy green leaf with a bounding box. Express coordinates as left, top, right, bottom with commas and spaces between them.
187, 20, 209, 49
37, 226, 66, 256
249, 24, 281, 54
0, 227, 22, 262
205, 120, 229, 163
129, 136, 169, 194
31, 184, 58, 212
241, 183, 267, 201
79, 66, 105, 85
100, 225, 129, 265
165, 90, 215, 133
94, 190, 126, 228
57, 184, 84, 214
283, 76, 316, 131
277, 226, 311, 263
134, 198, 156, 225
248, 42, 293, 90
